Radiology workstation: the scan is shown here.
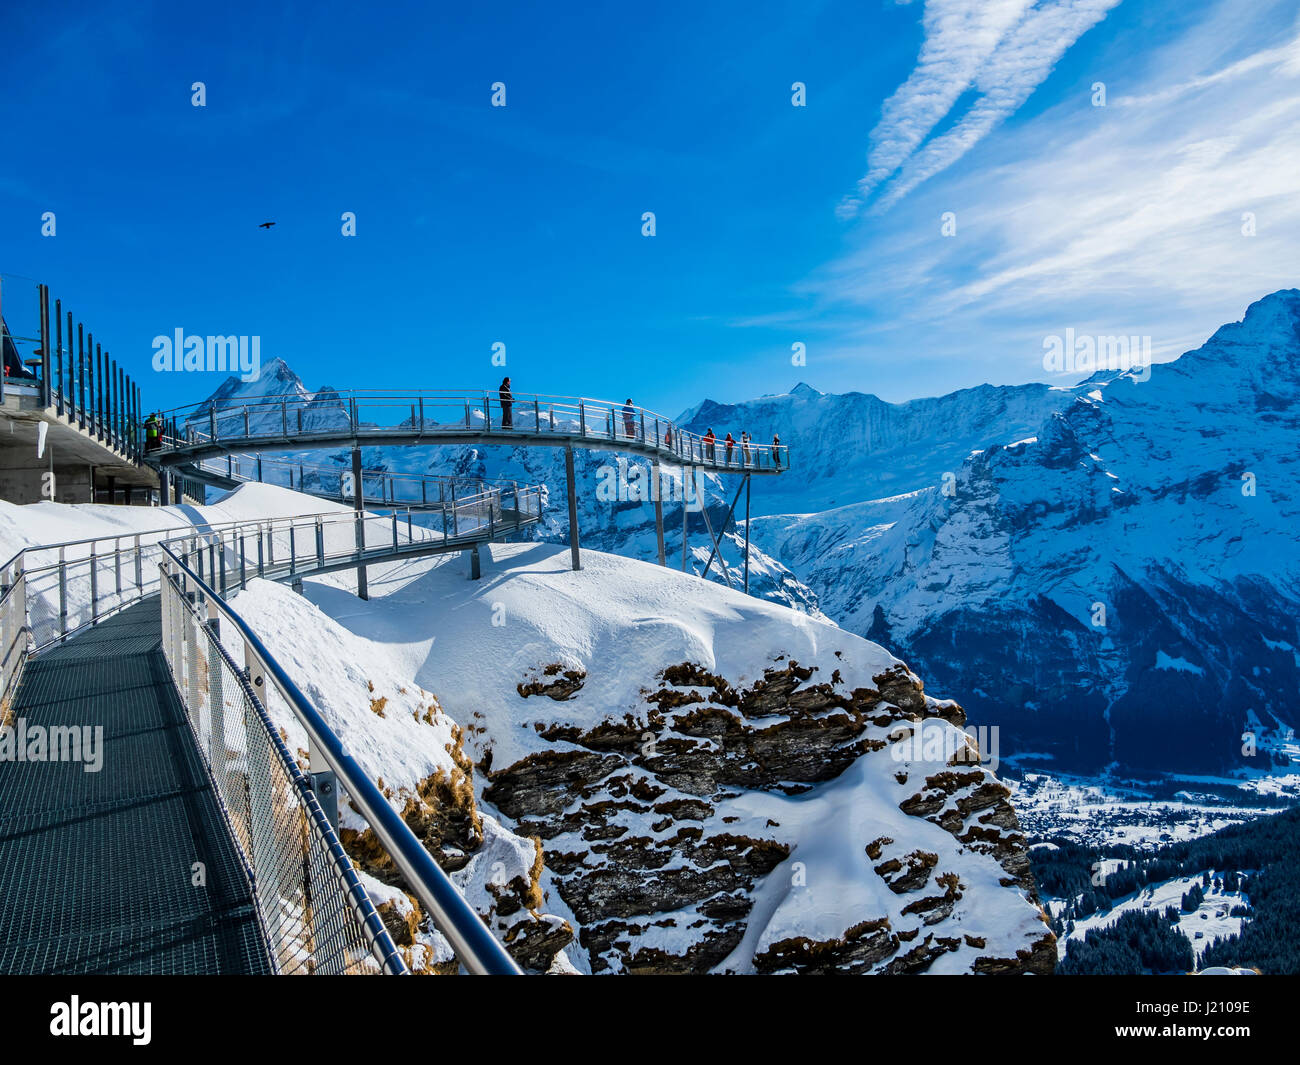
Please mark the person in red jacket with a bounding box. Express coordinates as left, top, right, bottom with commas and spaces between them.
724, 432, 735, 465
702, 428, 716, 463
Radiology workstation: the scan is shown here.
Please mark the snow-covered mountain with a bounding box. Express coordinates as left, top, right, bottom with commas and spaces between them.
679, 379, 1081, 514
194, 289, 1300, 777
748, 291, 1300, 775
235, 532, 1055, 974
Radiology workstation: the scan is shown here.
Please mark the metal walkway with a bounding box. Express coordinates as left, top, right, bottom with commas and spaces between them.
0, 600, 272, 974
154, 388, 790, 475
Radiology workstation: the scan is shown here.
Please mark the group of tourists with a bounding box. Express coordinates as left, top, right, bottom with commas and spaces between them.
699, 428, 782, 469
494, 378, 783, 468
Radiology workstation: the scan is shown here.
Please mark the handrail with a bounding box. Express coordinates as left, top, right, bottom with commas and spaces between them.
2, 505, 534, 974
158, 538, 523, 975
153, 387, 792, 473
2, 472, 541, 656
188, 451, 531, 509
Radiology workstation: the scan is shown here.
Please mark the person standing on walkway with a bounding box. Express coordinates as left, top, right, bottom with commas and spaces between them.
703, 428, 716, 463
772, 433, 782, 469
740, 431, 751, 466
622, 398, 636, 439
499, 377, 513, 429
144, 412, 160, 452
724, 432, 735, 465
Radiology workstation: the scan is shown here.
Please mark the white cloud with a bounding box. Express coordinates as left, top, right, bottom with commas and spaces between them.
845, 0, 1120, 215
844, 0, 1035, 213
796, 2, 1300, 392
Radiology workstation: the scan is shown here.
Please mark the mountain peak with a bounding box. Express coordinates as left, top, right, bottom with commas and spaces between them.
790, 382, 823, 398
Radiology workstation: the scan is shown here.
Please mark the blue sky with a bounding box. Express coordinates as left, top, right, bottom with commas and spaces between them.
2, 0, 1298, 417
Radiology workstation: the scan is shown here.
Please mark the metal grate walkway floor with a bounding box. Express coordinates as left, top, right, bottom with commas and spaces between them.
0, 600, 272, 974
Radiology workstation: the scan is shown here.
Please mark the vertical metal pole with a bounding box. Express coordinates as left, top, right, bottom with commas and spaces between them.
86, 332, 95, 432
743, 475, 751, 595
58, 551, 68, 639
653, 463, 665, 566
77, 324, 86, 426
54, 298, 63, 415
682, 466, 690, 572
96, 342, 105, 438
38, 285, 51, 408
104, 355, 113, 446
67, 311, 74, 419
351, 445, 367, 599
565, 443, 581, 571
109, 357, 118, 449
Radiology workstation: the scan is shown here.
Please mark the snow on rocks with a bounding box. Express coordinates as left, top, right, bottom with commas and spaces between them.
247, 537, 1055, 975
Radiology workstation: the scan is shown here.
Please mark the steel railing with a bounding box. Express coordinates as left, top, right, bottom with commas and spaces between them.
0, 557, 29, 715
0, 499, 540, 974
5, 481, 540, 654
155, 388, 791, 472
188, 451, 537, 512
159, 560, 407, 974
159, 544, 520, 974
162, 490, 541, 592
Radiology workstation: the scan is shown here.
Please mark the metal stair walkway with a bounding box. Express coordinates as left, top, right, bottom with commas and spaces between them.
0, 599, 272, 974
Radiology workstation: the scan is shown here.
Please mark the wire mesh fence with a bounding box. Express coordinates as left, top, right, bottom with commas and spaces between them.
0, 559, 29, 715
0, 502, 533, 975
160, 562, 404, 974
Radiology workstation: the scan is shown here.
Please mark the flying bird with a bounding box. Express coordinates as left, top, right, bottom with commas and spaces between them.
258, 221, 276, 229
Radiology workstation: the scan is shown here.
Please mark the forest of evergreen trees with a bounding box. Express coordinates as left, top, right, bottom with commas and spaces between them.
1056, 908, 1194, 975
1031, 805, 1300, 974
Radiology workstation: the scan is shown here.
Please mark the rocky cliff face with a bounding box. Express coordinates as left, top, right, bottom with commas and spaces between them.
227, 520, 1055, 974
484, 656, 1054, 974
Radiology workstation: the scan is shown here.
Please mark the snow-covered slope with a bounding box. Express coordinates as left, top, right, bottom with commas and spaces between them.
235, 538, 1054, 975
750, 291, 1300, 774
